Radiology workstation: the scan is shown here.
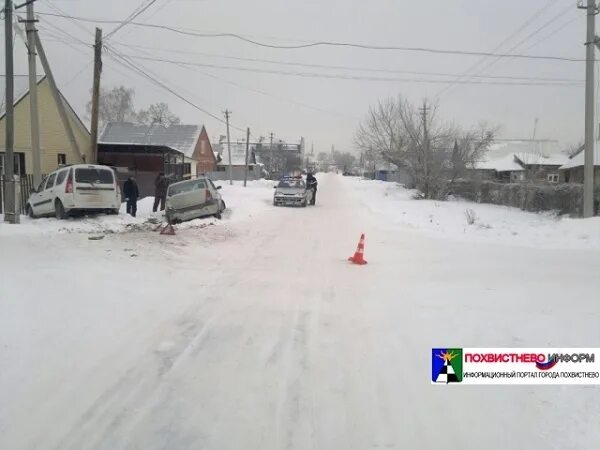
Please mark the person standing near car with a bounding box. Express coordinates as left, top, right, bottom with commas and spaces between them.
123, 176, 139, 217
153, 172, 169, 212
306, 172, 318, 205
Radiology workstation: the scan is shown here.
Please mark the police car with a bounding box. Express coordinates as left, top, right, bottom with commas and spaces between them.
273, 175, 313, 207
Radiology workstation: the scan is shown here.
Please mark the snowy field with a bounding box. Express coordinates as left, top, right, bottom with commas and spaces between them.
1, 174, 599, 450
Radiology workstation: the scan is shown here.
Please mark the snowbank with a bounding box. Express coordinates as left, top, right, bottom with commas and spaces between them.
0, 180, 275, 236
345, 177, 600, 250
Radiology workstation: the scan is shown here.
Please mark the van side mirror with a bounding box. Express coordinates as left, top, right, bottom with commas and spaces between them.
216, 186, 222, 190
273, 185, 277, 189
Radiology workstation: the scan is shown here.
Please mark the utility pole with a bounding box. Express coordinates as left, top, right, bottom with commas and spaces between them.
4, 0, 17, 223
243, 127, 250, 187
224, 110, 232, 185
90, 28, 103, 164
34, 33, 84, 162
25, 0, 41, 187
580, 1, 598, 217
269, 132, 274, 179
420, 100, 430, 198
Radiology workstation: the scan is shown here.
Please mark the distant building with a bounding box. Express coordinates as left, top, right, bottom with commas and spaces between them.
209, 137, 264, 181
98, 122, 216, 196
472, 152, 566, 183
559, 145, 600, 184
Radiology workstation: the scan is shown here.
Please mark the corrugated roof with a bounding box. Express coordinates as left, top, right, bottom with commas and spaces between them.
99, 122, 203, 157
560, 146, 600, 169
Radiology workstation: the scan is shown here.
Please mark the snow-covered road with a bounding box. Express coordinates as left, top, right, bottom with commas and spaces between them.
1, 174, 600, 449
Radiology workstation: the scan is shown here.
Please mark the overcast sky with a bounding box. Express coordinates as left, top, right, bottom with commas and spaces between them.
2, 0, 592, 155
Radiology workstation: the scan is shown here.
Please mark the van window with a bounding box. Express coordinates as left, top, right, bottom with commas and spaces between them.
45, 173, 57, 190
75, 167, 114, 184
55, 169, 68, 186
168, 180, 207, 196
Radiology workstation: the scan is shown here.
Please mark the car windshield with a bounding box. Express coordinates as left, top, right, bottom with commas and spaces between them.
168, 179, 207, 196
278, 179, 305, 188
75, 167, 114, 184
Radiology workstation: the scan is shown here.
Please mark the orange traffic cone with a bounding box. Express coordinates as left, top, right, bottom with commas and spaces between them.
160, 223, 176, 235
348, 233, 367, 265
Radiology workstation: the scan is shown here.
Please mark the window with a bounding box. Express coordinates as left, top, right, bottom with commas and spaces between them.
183, 163, 191, 176
55, 169, 68, 186
0, 152, 26, 176
547, 174, 559, 183
75, 168, 114, 184
217, 166, 226, 172
57, 154, 67, 165
248, 166, 254, 172
37, 177, 47, 192
45, 173, 57, 190
167, 179, 207, 196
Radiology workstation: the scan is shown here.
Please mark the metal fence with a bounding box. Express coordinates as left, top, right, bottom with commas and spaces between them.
0, 174, 40, 214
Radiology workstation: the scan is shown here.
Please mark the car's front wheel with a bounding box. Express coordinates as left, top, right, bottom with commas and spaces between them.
54, 200, 66, 220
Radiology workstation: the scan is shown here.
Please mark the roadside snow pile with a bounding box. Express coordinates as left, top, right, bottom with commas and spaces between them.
0, 180, 274, 236
345, 177, 600, 250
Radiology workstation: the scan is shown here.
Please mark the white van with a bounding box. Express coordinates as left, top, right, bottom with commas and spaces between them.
26, 164, 121, 219
165, 176, 226, 223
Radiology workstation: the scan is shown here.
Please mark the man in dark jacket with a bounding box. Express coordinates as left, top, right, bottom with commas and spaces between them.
153, 172, 169, 212
306, 172, 318, 205
123, 176, 139, 217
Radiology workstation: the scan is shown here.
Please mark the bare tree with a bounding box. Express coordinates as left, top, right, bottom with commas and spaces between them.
137, 102, 181, 126
355, 96, 495, 199
87, 86, 137, 128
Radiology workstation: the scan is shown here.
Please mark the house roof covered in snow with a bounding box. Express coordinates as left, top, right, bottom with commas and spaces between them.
99, 122, 203, 158
474, 154, 524, 172
514, 152, 566, 167
560, 145, 600, 169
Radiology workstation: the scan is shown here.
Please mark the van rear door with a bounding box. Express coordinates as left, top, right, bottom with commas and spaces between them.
73, 166, 117, 208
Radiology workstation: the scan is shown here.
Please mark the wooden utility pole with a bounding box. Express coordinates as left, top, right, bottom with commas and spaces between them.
269, 132, 274, 179
579, 0, 598, 218
90, 28, 103, 163
25, 0, 41, 187
34, 33, 84, 162
224, 110, 232, 185
243, 127, 250, 187
3, 0, 17, 223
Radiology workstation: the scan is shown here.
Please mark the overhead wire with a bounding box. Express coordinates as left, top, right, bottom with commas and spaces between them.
104, 44, 249, 133
111, 41, 584, 83
104, 0, 159, 40
112, 52, 583, 87
438, 1, 576, 97
33, 11, 587, 62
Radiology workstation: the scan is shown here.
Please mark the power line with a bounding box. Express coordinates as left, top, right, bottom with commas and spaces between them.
111, 41, 584, 83
436, 0, 568, 97
114, 52, 583, 86
105, 0, 159, 40
104, 45, 248, 133
439, 1, 575, 97
33, 11, 587, 62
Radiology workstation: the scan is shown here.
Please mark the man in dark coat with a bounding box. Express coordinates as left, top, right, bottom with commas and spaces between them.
306, 172, 318, 205
153, 172, 169, 212
123, 176, 139, 217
